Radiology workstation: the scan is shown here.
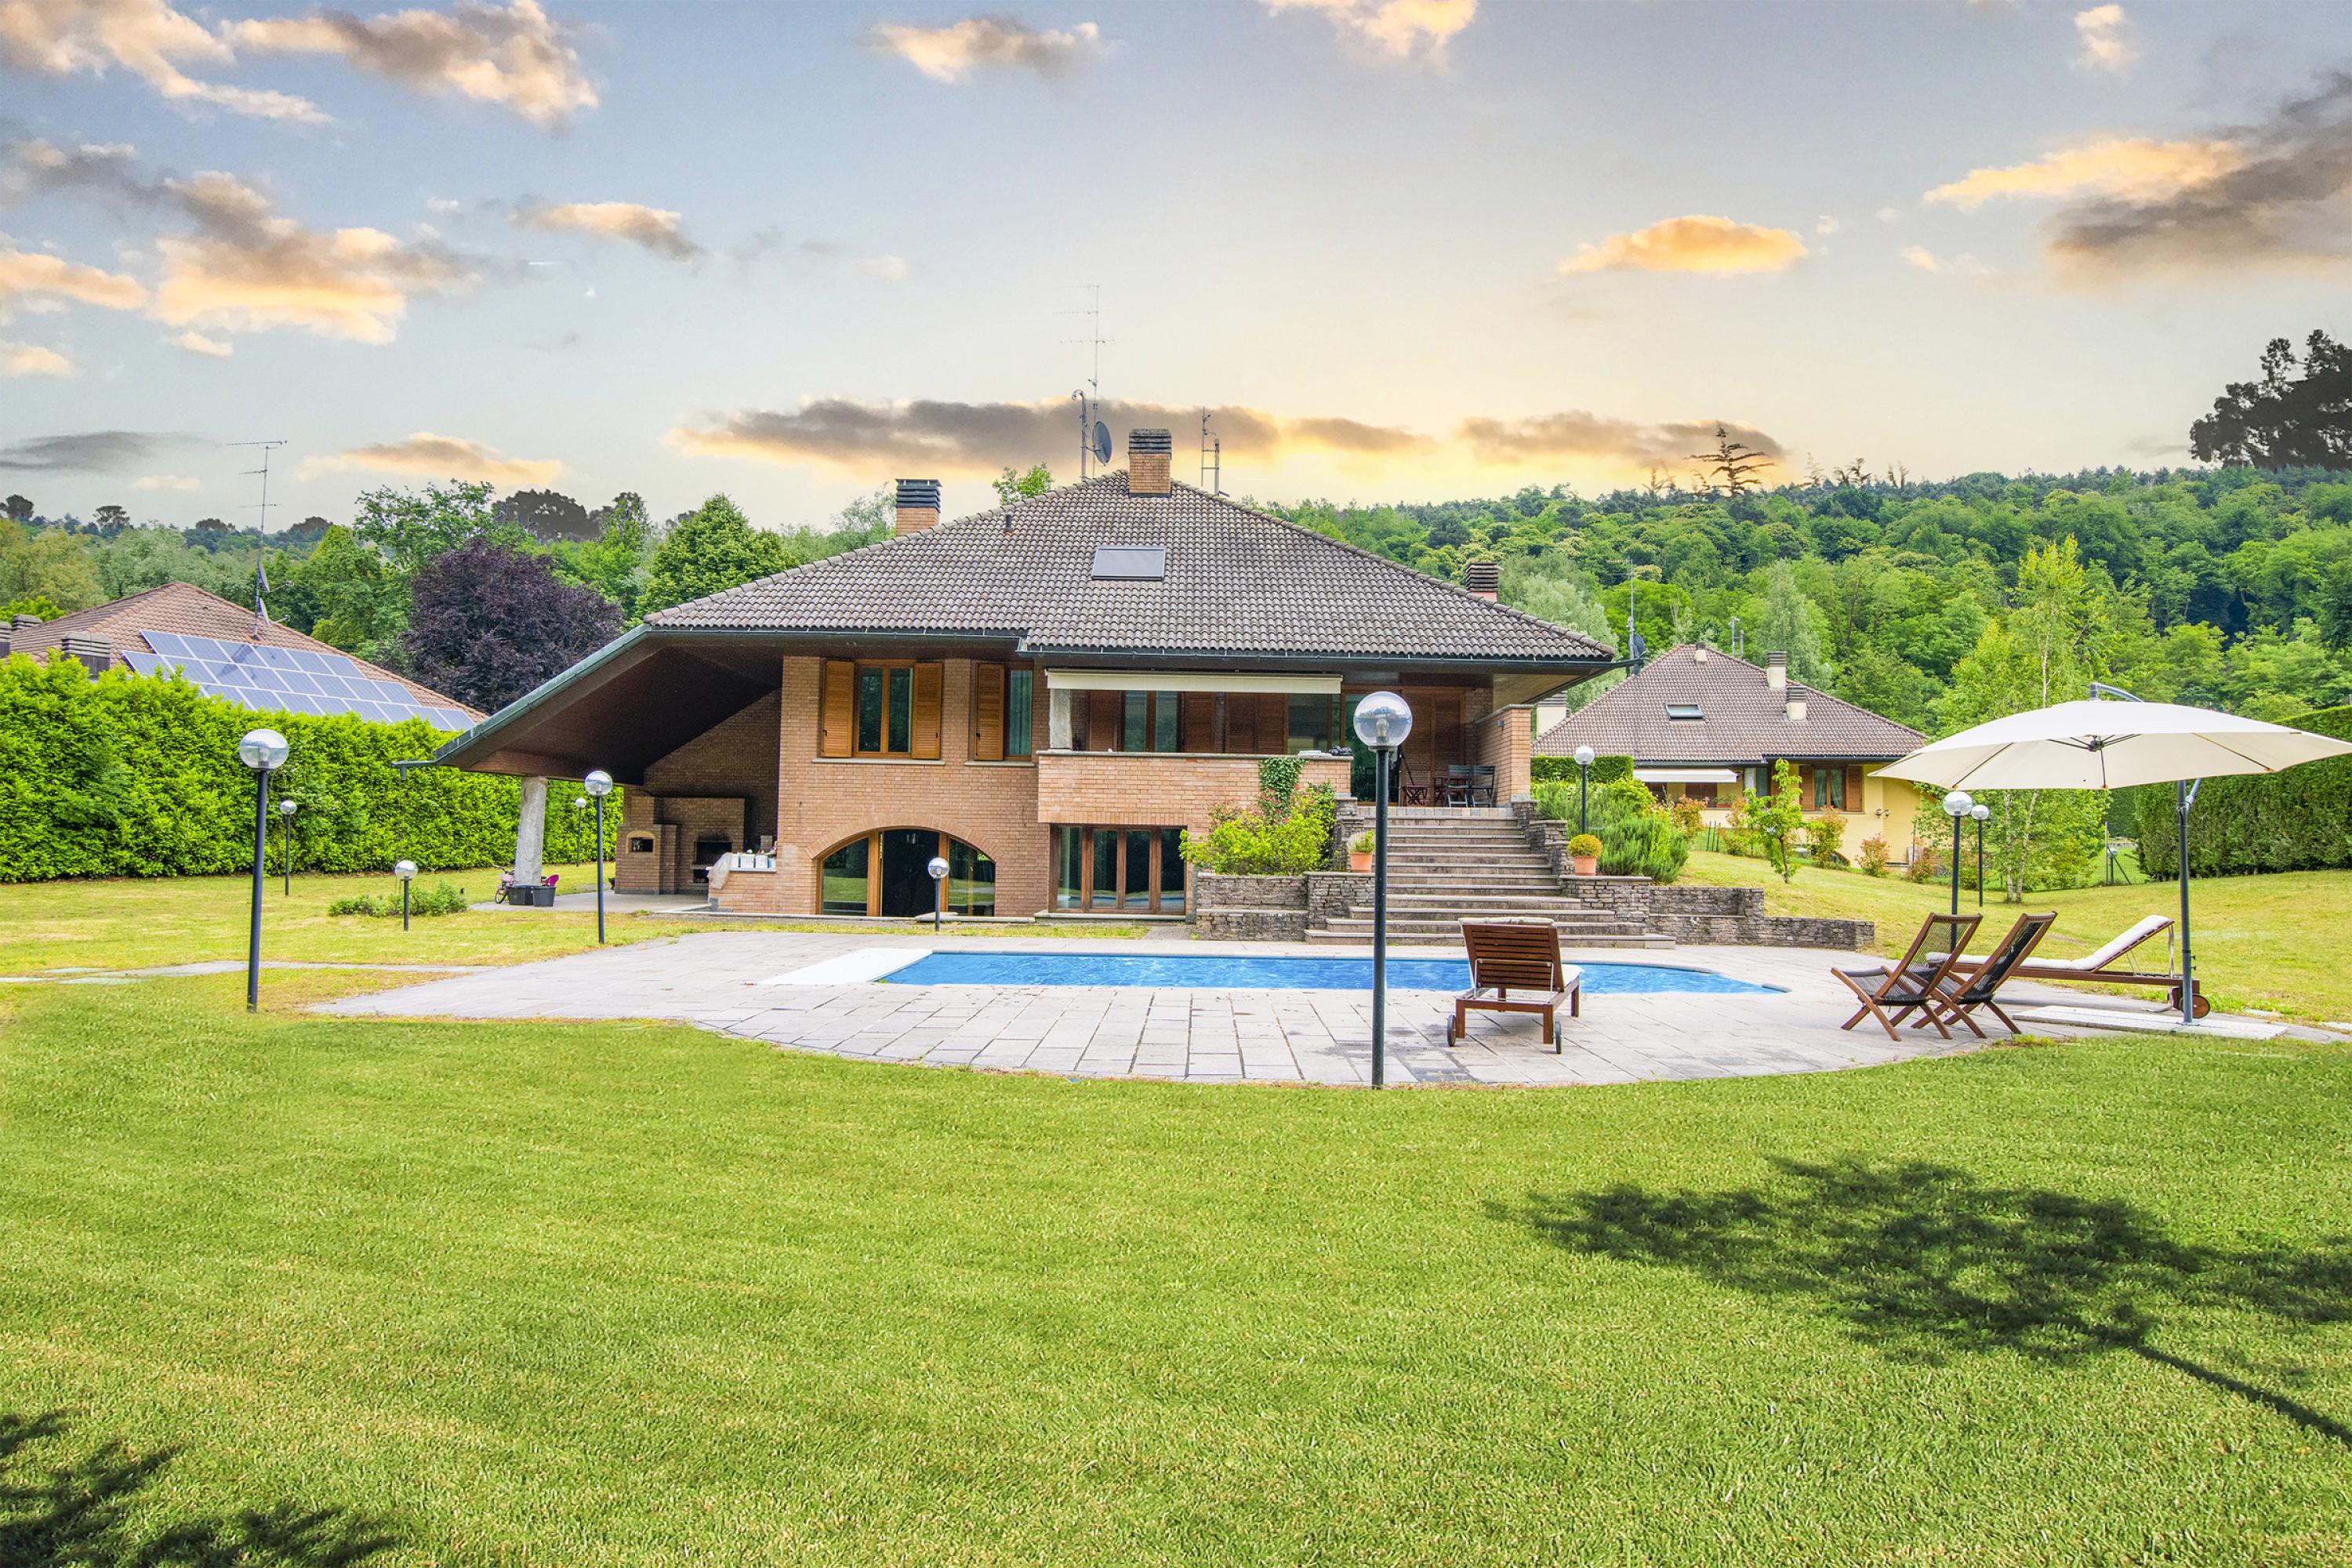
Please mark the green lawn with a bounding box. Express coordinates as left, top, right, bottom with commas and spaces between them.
1685, 849, 2352, 1024
0, 867, 1147, 974
2, 971, 2349, 1565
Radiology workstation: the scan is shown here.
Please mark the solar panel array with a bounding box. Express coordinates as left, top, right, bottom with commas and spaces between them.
122, 632, 475, 731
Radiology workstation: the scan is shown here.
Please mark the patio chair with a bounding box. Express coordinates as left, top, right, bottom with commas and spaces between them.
1916, 910, 2058, 1039
1834, 913, 1981, 1041
1471, 764, 1498, 807
1944, 914, 2205, 1018
1450, 920, 1581, 1051
1443, 764, 1477, 808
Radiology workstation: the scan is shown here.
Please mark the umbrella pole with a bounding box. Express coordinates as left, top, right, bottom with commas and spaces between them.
2176, 778, 2198, 1027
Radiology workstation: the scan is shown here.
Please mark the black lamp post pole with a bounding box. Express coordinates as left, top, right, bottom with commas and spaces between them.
247, 768, 270, 1012
593, 794, 607, 946
1950, 811, 1963, 917
1577, 761, 1589, 835
401, 880, 411, 931
1975, 815, 1985, 908
1371, 746, 1391, 1091
281, 810, 292, 896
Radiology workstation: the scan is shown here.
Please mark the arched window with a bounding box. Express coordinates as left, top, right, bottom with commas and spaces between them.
820, 829, 996, 918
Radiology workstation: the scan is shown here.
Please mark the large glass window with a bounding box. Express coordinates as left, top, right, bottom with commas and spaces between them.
886, 667, 913, 753
855, 669, 884, 753
1153, 692, 1179, 752
1058, 826, 1189, 913
1007, 670, 1034, 757
821, 837, 870, 915
1287, 692, 1337, 753
821, 830, 993, 917
1813, 766, 1845, 810
1123, 691, 1149, 753
1055, 824, 1083, 909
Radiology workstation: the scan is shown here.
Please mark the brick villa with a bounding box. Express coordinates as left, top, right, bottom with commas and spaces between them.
1534, 644, 1928, 862
436, 430, 1616, 917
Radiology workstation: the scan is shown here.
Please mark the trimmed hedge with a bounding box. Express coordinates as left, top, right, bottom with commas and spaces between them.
2134, 704, 2352, 877
0, 655, 613, 881
1531, 752, 1635, 786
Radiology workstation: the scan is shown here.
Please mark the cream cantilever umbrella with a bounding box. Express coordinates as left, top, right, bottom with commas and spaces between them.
1876, 686, 2352, 1025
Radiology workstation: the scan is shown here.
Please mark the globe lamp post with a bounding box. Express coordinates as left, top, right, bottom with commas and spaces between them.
277, 796, 297, 895
238, 728, 289, 1011
1351, 691, 1414, 1090
1941, 791, 1973, 916
1573, 744, 1595, 835
583, 770, 613, 944
394, 858, 418, 931
927, 854, 949, 933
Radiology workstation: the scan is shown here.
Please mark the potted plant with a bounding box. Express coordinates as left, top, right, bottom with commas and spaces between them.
1567, 833, 1602, 877
1348, 829, 1376, 873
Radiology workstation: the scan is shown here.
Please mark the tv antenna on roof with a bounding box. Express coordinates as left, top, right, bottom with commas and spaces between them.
230, 438, 286, 633
1060, 284, 1112, 478
1200, 409, 1222, 495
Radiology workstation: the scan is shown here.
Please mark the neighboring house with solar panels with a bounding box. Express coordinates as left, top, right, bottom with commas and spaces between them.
432, 429, 1616, 918
1534, 643, 1927, 863
6, 582, 481, 730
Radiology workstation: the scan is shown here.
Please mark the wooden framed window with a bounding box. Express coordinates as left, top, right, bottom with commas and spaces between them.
1052, 825, 1187, 913
819, 659, 942, 758
1812, 765, 1846, 810
819, 828, 993, 916
970, 663, 1036, 761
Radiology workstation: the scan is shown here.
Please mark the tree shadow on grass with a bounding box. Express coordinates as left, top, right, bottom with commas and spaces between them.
1493, 1156, 2352, 1445
0, 1411, 397, 1566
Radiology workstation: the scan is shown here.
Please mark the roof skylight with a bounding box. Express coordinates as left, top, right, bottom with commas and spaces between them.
1664, 702, 1704, 720
1091, 545, 1165, 580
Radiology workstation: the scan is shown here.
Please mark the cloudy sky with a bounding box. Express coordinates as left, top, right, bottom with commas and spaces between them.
2, 0, 2348, 529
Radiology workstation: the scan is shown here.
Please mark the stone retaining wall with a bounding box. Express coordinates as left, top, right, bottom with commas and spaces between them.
1194, 873, 1308, 940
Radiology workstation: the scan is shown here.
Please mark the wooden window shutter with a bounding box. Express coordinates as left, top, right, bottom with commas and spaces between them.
1088, 690, 1121, 752
1258, 693, 1289, 753
1221, 695, 1251, 754
1846, 764, 1864, 809
911, 662, 943, 759
972, 664, 1006, 761
818, 660, 855, 757
1179, 692, 1214, 753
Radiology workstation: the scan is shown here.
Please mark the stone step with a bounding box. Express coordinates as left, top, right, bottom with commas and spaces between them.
1304, 927, 1675, 949
1316, 914, 1646, 935
1385, 893, 1590, 912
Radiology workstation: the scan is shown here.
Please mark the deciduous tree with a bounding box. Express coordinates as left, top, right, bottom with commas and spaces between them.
400, 538, 620, 713
642, 495, 793, 615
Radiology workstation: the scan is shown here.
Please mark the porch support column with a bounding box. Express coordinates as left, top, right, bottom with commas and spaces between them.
1049, 687, 1075, 750
514, 775, 548, 887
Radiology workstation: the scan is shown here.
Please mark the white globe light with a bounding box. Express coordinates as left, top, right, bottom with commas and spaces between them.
238, 728, 289, 771
1971, 803, 1991, 822
573, 797, 587, 810
927, 855, 949, 880
1942, 789, 1973, 818
1573, 744, 1595, 768
1352, 691, 1413, 751
583, 769, 614, 798
277, 798, 296, 815
394, 858, 417, 880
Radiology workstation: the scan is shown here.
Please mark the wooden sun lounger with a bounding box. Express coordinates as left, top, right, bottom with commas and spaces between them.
1945, 914, 2207, 1018
1835, 913, 1981, 1041
1917, 910, 2057, 1039
1450, 921, 1581, 1051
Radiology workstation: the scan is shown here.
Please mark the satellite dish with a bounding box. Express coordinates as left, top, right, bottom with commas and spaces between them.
1092, 421, 1112, 464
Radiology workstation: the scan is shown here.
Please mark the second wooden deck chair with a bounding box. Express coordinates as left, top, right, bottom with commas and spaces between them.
1918, 910, 2058, 1039
1835, 913, 1981, 1041
1450, 921, 1582, 1051
1948, 913, 2205, 1018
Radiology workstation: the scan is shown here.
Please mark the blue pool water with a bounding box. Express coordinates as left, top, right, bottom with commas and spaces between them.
879, 952, 1779, 994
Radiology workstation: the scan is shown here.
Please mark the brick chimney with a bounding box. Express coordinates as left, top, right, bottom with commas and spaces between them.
1765, 651, 1788, 691
895, 478, 941, 535
1785, 685, 1809, 724
1463, 561, 1500, 601
1127, 428, 1171, 496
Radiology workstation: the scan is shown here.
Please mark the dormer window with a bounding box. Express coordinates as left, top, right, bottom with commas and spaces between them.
1091, 546, 1165, 580
1665, 702, 1704, 720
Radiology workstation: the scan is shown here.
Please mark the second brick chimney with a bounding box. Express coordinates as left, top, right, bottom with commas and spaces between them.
895, 478, 942, 535
1765, 651, 1788, 691
1127, 428, 1171, 496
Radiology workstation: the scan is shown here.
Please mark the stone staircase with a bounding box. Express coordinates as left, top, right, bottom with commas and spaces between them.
1307, 809, 1671, 948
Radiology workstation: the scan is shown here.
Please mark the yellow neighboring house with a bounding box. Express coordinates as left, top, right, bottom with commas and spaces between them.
1534, 644, 1929, 862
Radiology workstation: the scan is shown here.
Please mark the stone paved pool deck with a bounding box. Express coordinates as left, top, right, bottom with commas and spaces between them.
311, 931, 2141, 1087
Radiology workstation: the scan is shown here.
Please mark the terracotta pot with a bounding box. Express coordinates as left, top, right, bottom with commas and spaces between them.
1348, 849, 1374, 873
1570, 855, 1598, 877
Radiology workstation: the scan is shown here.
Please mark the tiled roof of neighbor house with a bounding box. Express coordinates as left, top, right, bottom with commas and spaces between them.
9, 581, 481, 717
1534, 644, 1923, 763
646, 475, 1614, 664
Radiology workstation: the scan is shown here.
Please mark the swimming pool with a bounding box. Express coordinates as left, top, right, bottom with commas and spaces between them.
877, 952, 1779, 994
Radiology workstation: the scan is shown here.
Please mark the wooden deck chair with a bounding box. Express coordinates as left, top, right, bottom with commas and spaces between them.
1450, 921, 1582, 1051
1835, 913, 1981, 1041
1917, 910, 2057, 1039
1946, 914, 2205, 1018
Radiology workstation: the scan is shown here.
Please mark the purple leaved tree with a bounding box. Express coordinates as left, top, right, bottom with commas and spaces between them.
401, 538, 621, 713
